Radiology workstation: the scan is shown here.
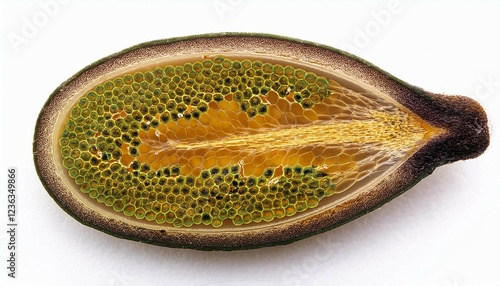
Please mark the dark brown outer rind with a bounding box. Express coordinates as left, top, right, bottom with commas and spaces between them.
33, 33, 489, 250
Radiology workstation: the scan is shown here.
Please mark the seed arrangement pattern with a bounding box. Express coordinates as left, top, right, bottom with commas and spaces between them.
59, 56, 428, 228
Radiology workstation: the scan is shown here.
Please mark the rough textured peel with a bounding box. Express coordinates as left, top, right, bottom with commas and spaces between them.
34, 33, 489, 250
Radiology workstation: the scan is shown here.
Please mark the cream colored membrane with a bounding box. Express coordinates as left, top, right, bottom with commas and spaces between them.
53, 52, 443, 232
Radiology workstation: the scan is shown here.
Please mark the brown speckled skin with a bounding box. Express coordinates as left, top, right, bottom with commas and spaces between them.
33, 33, 489, 250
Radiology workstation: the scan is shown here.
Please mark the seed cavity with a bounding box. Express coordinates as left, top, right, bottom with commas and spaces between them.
59, 56, 428, 228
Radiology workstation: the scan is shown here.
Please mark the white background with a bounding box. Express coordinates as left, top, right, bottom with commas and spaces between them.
1, 1, 499, 285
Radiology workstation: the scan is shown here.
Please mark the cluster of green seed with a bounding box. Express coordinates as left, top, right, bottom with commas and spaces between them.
60, 56, 336, 227
73, 163, 334, 227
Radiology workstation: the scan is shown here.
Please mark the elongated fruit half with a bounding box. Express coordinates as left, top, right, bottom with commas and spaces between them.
34, 33, 489, 250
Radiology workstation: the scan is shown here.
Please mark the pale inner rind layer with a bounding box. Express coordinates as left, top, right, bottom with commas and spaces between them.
58, 55, 437, 228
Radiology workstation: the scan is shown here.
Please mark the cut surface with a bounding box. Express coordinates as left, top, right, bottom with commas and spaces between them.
58, 55, 439, 228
